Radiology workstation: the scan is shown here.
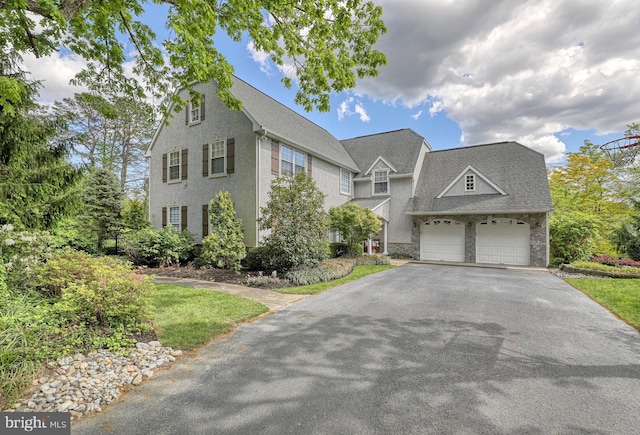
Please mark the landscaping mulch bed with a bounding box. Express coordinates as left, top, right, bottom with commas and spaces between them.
141, 266, 292, 290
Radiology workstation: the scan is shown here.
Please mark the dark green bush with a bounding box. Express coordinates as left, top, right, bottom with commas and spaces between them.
243, 247, 264, 271
329, 242, 349, 258
628, 239, 640, 262
121, 227, 195, 267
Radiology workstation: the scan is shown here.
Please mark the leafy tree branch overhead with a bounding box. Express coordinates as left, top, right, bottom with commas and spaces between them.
2, 0, 387, 113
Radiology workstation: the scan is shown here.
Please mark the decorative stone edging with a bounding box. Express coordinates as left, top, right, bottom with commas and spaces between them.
2, 341, 182, 420
560, 264, 640, 279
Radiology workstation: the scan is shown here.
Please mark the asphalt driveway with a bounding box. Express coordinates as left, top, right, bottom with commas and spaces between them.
73, 263, 640, 434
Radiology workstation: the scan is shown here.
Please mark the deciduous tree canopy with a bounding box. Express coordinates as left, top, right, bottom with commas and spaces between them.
2, 0, 387, 114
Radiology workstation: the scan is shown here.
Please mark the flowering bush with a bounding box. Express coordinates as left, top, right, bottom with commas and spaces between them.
0, 224, 53, 291
590, 255, 640, 268
38, 251, 154, 335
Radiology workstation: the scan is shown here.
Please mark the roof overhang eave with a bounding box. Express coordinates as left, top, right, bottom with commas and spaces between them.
405, 209, 552, 216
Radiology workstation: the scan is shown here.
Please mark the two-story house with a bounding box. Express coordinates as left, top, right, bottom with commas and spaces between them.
147, 76, 552, 267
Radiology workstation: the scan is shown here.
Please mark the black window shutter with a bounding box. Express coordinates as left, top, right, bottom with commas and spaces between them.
227, 138, 235, 174
271, 141, 279, 175
181, 206, 188, 232
185, 105, 189, 125
162, 207, 167, 227
307, 155, 313, 177
202, 204, 209, 238
181, 149, 188, 180
162, 153, 167, 183
202, 144, 209, 177
200, 95, 205, 121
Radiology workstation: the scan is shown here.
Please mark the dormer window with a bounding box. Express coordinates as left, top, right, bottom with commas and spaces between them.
465, 174, 475, 191
373, 170, 389, 195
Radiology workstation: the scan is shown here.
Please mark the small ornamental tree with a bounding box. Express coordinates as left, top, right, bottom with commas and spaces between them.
329, 203, 381, 256
200, 191, 246, 271
259, 173, 330, 272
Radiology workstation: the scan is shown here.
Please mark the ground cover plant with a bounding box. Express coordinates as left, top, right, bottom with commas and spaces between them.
565, 278, 640, 330
278, 264, 394, 295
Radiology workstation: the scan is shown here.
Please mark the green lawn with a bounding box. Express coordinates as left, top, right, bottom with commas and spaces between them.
151, 284, 269, 350
276, 264, 394, 295
565, 278, 640, 330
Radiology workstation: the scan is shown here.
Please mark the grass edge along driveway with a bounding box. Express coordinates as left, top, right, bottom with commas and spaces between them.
565, 278, 640, 331
152, 265, 394, 350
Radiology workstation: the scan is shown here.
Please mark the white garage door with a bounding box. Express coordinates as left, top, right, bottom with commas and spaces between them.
476, 219, 530, 265
420, 219, 465, 262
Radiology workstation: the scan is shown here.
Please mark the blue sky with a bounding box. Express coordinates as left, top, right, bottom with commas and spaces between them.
23, 0, 639, 166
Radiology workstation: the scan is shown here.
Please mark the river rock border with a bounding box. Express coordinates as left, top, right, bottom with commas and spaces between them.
3, 341, 182, 420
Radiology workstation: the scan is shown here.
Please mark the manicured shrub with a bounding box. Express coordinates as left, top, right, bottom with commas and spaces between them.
628, 239, 640, 262
39, 251, 153, 338
199, 191, 246, 271
121, 227, 195, 266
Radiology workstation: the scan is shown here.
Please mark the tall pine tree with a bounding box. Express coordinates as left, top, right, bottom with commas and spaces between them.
0, 52, 83, 230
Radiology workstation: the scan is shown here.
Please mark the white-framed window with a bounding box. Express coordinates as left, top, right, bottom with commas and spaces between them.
169, 206, 181, 231
340, 168, 351, 195
169, 150, 181, 181
281, 145, 306, 176
465, 174, 475, 191
373, 170, 389, 195
189, 100, 201, 124
210, 139, 225, 175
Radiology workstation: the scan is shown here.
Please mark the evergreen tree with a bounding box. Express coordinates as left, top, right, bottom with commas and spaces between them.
259, 173, 329, 272
81, 167, 123, 251
0, 52, 83, 230
200, 191, 246, 271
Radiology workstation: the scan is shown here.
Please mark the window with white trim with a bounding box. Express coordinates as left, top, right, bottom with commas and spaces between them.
169, 206, 181, 231
281, 145, 306, 176
210, 139, 225, 175
189, 100, 200, 124
169, 151, 181, 181
373, 170, 389, 195
465, 174, 475, 191
340, 168, 351, 195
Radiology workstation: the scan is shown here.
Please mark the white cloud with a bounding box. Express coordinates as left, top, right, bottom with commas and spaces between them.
353, 0, 640, 161
337, 96, 370, 122
354, 104, 370, 122
247, 41, 272, 74
21, 52, 88, 106
411, 110, 423, 120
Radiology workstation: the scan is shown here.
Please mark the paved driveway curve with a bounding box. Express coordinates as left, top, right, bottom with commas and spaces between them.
73, 263, 640, 434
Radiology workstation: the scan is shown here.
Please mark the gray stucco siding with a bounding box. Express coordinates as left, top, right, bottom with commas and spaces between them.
387, 178, 413, 244
148, 82, 259, 246
442, 169, 504, 196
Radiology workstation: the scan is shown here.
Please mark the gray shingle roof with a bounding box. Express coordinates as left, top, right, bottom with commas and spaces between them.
341, 129, 426, 177
408, 142, 552, 214
230, 77, 359, 171
350, 197, 390, 211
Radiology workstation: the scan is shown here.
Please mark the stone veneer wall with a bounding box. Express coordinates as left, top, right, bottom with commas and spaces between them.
411, 213, 548, 267
386, 243, 412, 257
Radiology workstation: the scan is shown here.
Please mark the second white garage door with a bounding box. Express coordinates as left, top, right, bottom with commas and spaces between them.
476, 219, 530, 265
420, 219, 465, 262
